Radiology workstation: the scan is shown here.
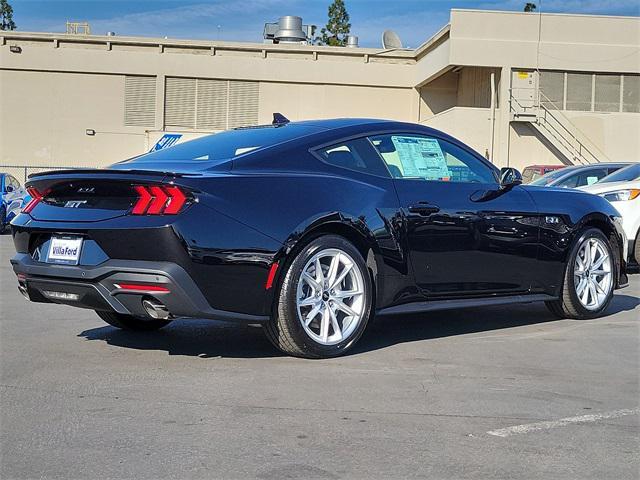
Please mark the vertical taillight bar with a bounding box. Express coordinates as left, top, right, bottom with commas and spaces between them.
22, 187, 43, 214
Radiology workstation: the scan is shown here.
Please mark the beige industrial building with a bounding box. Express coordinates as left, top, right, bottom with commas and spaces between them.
1, 9, 639, 182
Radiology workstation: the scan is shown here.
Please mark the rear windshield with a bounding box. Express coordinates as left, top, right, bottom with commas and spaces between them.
118, 124, 322, 166
598, 163, 640, 183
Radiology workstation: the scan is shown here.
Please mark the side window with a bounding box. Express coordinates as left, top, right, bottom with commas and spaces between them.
556, 173, 579, 188
574, 169, 607, 187
369, 134, 496, 184
315, 137, 389, 177
9, 176, 20, 189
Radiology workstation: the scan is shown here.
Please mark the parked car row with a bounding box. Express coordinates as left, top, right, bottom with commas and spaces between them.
528, 162, 631, 188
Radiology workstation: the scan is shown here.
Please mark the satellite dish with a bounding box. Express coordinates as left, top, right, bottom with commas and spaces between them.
382, 30, 403, 49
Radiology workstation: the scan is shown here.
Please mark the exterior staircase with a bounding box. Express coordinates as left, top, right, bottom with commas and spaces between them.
510, 89, 611, 166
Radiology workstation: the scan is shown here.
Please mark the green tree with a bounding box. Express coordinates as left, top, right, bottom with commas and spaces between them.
318, 0, 351, 46
524, 2, 537, 12
0, 0, 16, 30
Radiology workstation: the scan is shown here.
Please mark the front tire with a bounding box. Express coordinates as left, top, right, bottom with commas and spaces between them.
96, 310, 172, 331
546, 228, 615, 319
264, 235, 373, 359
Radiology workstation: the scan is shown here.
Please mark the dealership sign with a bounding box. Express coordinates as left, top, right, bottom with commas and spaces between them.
151, 134, 182, 152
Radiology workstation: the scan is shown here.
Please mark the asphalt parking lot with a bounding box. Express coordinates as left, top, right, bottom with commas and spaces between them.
1, 233, 638, 480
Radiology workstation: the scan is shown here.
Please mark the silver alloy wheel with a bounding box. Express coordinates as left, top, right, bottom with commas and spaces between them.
296, 248, 365, 346
574, 237, 613, 311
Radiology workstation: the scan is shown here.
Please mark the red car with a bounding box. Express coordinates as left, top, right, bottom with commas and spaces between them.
522, 164, 565, 184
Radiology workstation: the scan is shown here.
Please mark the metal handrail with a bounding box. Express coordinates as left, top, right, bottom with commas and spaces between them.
536, 90, 612, 163
509, 88, 611, 165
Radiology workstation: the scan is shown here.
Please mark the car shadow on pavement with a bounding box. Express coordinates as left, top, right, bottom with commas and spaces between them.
353, 293, 640, 355
78, 293, 640, 359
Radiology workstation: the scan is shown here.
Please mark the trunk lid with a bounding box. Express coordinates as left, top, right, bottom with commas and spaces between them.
26, 169, 176, 222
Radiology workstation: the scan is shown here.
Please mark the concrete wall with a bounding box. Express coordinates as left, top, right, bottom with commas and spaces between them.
259, 82, 414, 124
1, 10, 638, 179
448, 10, 640, 73
0, 69, 148, 169
422, 107, 497, 162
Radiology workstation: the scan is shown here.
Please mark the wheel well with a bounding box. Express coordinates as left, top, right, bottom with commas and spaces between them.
581, 218, 622, 283
582, 219, 613, 239
296, 222, 373, 263
274, 222, 380, 310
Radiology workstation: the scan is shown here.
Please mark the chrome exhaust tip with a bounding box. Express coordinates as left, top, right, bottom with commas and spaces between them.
142, 298, 171, 320
17, 284, 29, 300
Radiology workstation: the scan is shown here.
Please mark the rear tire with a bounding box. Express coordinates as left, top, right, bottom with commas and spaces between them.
264, 235, 373, 359
96, 310, 172, 331
545, 228, 615, 319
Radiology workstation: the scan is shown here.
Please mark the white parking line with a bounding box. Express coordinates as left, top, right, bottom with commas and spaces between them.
487, 408, 640, 437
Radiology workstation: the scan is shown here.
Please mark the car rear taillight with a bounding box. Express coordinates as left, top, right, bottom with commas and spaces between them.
22, 187, 43, 213
131, 185, 188, 215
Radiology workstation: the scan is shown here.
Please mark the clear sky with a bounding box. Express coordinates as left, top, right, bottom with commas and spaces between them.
9, 0, 640, 48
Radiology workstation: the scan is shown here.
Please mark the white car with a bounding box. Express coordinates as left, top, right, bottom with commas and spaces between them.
580, 163, 640, 264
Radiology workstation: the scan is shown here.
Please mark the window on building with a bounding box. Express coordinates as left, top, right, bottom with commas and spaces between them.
369, 134, 496, 184
539, 71, 564, 110
165, 77, 260, 131
165, 77, 197, 129
594, 74, 621, 112
124, 76, 157, 127
315, 138, 389, 177
566, 73, 593, 111
623, 75, 640, 113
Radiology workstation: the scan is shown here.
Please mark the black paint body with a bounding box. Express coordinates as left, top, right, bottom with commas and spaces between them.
10, 119, 628, 320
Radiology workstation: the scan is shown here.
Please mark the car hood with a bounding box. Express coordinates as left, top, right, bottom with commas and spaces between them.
578, 180, 640, 194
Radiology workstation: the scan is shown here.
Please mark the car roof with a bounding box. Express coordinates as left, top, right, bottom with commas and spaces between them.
524, 165, 564, 169
238, 117, 453, 138
553, 163, 630, 176
283, 118, 395, 129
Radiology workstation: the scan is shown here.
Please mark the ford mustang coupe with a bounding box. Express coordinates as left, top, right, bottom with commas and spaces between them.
10, 118, 629, 358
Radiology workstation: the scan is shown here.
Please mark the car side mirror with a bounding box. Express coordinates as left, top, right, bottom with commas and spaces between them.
5, 185, 14, 193
500, 167, 523, 189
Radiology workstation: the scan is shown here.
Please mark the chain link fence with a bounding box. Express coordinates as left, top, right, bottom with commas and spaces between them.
0, 165, 92, 185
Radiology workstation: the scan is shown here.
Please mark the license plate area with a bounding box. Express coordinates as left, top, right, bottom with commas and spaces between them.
47, 236, 83, 265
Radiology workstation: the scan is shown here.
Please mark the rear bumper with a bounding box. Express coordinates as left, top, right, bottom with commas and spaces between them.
10, 253, 269, 323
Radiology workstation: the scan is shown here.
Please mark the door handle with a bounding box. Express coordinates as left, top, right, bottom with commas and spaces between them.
408, 202, 440, 216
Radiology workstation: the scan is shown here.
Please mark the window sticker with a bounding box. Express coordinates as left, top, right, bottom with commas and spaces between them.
586, 175, 599, 185
391, 136, 451, 180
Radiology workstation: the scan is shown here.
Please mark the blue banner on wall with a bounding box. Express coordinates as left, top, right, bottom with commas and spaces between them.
150, 134, 182, 152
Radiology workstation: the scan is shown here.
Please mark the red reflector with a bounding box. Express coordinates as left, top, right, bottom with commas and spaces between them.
113, 283, 170, 293
132, 185, 152, 215
163, 186, 187, 214
265, 262, 279, 290
147, 186, 168, 215
22, 187, 43, 214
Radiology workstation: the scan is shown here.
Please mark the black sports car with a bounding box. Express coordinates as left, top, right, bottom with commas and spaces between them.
10, 117, 629, 358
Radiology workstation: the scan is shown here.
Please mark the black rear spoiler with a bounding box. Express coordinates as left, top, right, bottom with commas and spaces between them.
27, 168, 187, 180
24, 169, 189, 193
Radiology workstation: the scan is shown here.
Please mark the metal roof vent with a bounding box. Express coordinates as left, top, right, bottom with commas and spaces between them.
274, 16, 307, 43
346, 35, 359, 48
